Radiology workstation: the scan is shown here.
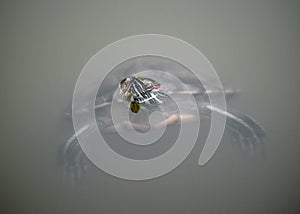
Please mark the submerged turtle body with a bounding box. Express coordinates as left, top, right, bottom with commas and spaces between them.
61, 56, 266, 184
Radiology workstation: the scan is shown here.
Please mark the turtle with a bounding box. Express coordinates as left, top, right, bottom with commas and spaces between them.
119, 76, 167, 113
60, 56, 266, 184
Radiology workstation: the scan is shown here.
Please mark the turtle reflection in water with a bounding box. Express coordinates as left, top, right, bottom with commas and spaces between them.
61, 71, 265, 184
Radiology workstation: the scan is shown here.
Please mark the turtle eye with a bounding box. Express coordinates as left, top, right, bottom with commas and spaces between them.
120, 77, 132, 86
130, 101, 140, 113
120, 78, 127, 91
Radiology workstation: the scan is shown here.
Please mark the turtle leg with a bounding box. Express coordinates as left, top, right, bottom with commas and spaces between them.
62, 125, 90, 185
203, 104, 266, 154
175, 87, 239, 101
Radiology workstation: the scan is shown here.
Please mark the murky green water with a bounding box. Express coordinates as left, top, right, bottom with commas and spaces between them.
1, 0, 299, 213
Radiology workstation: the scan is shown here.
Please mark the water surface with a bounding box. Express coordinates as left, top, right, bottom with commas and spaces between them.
1, 1, 299, 213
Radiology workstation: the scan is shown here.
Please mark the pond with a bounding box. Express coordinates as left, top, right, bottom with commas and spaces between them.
1, 1, 299, 214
